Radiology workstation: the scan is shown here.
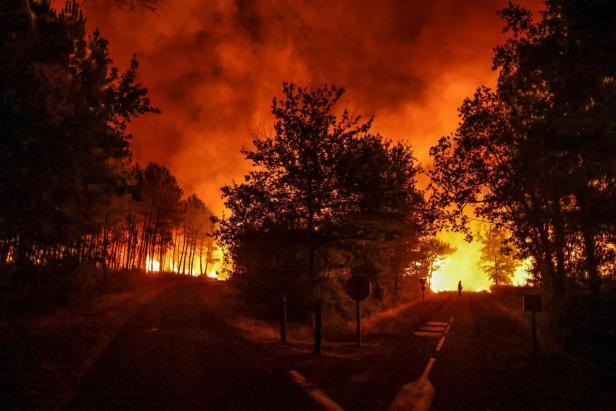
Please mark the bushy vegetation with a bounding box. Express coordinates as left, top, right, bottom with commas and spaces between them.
219, 84, 445, 329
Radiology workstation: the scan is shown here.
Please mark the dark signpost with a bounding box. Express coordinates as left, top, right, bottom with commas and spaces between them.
314, 302, 322, 355
346, 276, 371, 346
418, 278, 427, 301
523, 294, 542, 358
280, 294, 287, 344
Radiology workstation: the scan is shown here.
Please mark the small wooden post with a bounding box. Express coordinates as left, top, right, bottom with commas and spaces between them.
531, 311, 537, 358
280, 294, 287, 344
314, 303, 322, 355
523, 294, 542, 359
356, 299, 361, 346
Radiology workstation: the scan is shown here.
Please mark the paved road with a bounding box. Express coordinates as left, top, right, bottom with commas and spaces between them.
346, 292, 599, 410
71, 284, 602, 410
429, 293, 598, 410
71, 282, 314, 410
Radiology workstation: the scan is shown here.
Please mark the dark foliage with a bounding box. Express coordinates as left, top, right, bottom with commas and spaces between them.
219, 83, 435, 319
429, 0, 616, 320
0, 0, 157, 266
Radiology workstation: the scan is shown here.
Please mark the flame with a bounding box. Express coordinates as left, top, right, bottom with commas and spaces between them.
512, 259, 531, 286
145, 256, 160, 272
142, 245, 227, 279
430, 232, 490, 292
430, 232, 530, 292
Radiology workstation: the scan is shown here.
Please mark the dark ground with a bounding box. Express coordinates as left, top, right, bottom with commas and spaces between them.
3, 281, 612, 410
71, 283, 313, 410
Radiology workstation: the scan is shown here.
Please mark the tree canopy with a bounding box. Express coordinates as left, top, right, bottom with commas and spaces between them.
219, 83, 431, 315
429, 0, 616, 310
0, 0, 158, 265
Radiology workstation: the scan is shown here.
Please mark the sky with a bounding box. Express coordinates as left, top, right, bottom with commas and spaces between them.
77, 0, 542, 289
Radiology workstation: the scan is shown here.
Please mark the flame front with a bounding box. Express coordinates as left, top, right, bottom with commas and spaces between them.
430, 232, 529, 292
143, 246, 227, 280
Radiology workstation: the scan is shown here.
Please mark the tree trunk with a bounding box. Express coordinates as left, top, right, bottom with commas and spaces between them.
102, 213, 108, 280
551, 200, 567, 298
582, 226, 600, 325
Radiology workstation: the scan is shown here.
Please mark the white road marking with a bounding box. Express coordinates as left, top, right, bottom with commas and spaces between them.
426, 321, 448, 326
420, 325, 446, 332
414, 331, 442, 337
449, 316, 455, 323
421, 357, 436, 379
436, 335, 446, 351
289, 370, 344, 411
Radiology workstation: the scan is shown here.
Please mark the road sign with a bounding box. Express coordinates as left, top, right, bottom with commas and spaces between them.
346, 276, 370, 347
523, 294, 542, 312
346, 276, 371, 301
523, 294, 542, 358
418, 278, 427, 301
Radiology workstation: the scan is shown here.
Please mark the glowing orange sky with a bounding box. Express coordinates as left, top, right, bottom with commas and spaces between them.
73, 0, 542, 289
78, 0, 542, 213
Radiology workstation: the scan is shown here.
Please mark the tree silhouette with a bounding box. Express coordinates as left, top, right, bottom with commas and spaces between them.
430, 0, 616, 314
135, 162, 183, 271
220, 83, 372, 283
219, 83, 431, 339
0, 0, 158, 267
477, 226, 518, 286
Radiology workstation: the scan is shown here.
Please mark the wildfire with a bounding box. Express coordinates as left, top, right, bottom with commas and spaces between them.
430, 232, 529, 292
145, 257, 160, 273
512, 259, 531, 286
144, 246, 227, 280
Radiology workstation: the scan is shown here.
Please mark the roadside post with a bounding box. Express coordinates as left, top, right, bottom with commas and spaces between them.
345, 275, 371, 346
314, 302, 322, 355
280, 294, 287, 344
523, 294, 542, 358
418, 278, 427, 301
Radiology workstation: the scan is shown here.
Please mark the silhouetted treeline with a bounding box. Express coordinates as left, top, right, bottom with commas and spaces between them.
0, 1, 215, 277
218, 84, 448, 322
430, 0, 616, 323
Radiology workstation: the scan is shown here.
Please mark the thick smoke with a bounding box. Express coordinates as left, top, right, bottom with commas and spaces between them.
79, 0, 541, 211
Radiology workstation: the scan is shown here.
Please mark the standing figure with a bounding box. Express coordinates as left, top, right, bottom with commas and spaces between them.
458, 280, 463, 296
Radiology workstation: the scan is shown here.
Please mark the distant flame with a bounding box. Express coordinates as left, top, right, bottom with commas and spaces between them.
430, 232, 529, 292
143, 245, 227, 280
512, 259, 531, 286
430, 232, 489, 292
145, 257, 160, 272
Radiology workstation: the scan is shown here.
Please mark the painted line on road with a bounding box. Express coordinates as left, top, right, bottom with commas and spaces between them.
426, 321, 448, 326
445, 316, 454, 334
414, 331, 442, 338
436, 335, 446, 352
421, 357, 436, 379
420, 325, 446, 332
289, 370, 344, 411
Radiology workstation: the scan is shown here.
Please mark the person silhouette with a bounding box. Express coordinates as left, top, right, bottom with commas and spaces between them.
458, 280, 463, 296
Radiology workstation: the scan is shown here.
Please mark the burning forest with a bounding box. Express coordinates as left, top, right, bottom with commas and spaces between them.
3, 0, 616, 409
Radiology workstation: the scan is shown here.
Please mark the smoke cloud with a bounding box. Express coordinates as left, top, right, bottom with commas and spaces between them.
78, 0, 541, 212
